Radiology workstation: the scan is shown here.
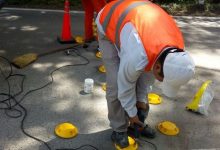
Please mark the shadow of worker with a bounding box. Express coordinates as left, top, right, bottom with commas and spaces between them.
39, 129, 115, 150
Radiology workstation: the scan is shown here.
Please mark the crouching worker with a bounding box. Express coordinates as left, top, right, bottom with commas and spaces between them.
96, 0, 195, 148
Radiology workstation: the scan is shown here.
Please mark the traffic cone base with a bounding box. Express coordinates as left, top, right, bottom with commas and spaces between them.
57, 37, 76, 44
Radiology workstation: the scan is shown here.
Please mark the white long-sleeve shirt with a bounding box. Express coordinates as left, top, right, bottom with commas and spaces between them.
96, 10, 151, 117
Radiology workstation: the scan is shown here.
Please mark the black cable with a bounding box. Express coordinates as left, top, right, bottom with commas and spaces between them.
0, 56, 26, 118
0, 59, 24, 118
0, 74, 25, 103
2, 93, 52, 149
1, 48, 157, 150
139, 138, 157, 150
0, 56, 52, 150
0, 47, 97, 150
10, 48, 89, 108
0, 67, 11, 107
56, 144, 99, 150
0, 55, 13, 77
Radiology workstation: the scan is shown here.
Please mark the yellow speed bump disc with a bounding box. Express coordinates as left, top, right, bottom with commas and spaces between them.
75, 36, 84, 44
98, 65, 106, 73
93, 26, 97, 32
12, 53, 38, 69
96, 51, 102, 58
148, 93, 162, 105
102, 83, 106, 91
157, 121, 179, 136
55, 122, 78, 139
115, 136, 138, 150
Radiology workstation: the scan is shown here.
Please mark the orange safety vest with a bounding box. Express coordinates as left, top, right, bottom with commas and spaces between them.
99, 0, 184, 71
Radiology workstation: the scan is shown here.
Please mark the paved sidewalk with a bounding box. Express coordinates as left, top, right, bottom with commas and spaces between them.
0, 8, 220, 150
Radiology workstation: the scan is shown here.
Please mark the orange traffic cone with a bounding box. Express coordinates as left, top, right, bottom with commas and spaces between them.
58, 0, 75, 44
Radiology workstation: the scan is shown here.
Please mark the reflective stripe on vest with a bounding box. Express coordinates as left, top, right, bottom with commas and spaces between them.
115, 1, 151, 49
102, 0, 124, 33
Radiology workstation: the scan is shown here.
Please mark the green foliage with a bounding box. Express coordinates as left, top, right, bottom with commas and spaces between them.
6, 0, 219, 6
154, 0, 219, 4
6, 0, 82, 9
7, 0, 81, 7
5, 0, 220, 15
154, 0, 197, 4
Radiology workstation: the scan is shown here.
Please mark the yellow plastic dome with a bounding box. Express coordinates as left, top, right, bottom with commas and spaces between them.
157, 121, 179, 136
98, 65, 106, 73
148, 93, 162, 105
96, 51, 102, 58
102, 83, 106, 91
75, 36, 84, 44
55, 122, 78, 139
115, 136, 138, 150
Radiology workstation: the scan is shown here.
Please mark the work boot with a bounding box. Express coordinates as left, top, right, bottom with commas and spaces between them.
140, 124, 156, 138
137, 108, 156, 138
111, 131, 129, 148
127, 124, 156, 139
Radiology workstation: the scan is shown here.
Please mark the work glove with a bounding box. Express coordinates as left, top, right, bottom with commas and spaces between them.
129, 115, 144, 127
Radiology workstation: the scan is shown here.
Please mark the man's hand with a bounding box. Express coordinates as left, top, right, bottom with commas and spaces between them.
129, 115, 144, 127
